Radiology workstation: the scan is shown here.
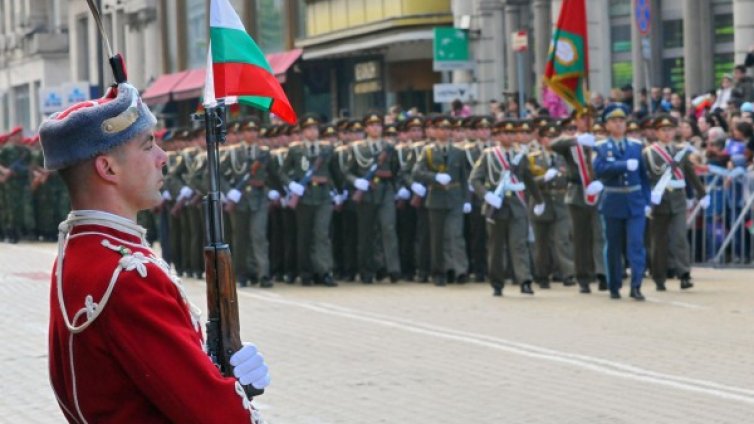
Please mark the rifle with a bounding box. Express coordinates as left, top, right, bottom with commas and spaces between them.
288, 147, 328, 210
197, 101, 263, 399
484, 147, 527, 223
31, 169, 51, 191
352, 143, 394, 203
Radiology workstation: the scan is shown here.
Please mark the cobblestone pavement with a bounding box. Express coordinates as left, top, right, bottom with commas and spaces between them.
2, 241, 754, 423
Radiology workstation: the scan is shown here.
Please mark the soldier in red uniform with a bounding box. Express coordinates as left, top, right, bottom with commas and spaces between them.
40, 82, 270, 423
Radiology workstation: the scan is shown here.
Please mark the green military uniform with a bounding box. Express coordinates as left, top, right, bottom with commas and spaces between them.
527, 126, 576, 289
550, 128, 607, 291
164, 148, 186, 275
279, 129, 336, 285
346, 115, 402, 283
333, 138, 359, 281
644, 116, 706, 290
394, 125, 419, 281
268, 142, 292, 282
462, 117, 492, 282
412, 117, 468, 286
469, 132, 543, 296
0, 138, 33, 242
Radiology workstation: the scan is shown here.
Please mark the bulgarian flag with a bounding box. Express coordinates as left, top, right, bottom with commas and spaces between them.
203, 0, 297, 124
543, 0, 589, 113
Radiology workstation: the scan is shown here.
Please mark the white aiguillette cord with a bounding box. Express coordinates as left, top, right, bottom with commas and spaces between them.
55, 210, 147, 333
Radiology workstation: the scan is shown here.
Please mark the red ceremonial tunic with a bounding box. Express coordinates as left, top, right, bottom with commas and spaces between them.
48, 213, 254, 423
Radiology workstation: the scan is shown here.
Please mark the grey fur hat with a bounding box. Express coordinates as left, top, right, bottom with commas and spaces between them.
39, 83, 156, 171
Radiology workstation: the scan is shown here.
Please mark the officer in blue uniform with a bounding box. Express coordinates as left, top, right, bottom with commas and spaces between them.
593, 103, 650, 300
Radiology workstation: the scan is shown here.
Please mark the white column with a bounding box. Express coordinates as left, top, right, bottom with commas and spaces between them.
504, 1, 521, 94
30, 80, 38, 129
532, 0, 550, 101
733, 0, 754, 67
477, 0, 506, 111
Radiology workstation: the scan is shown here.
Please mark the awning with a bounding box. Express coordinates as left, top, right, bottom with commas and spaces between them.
172, 68, 206, 101
142, 70, 191, 105
141, 49, 302, 103
267, 48, 302, 83
300, 29, 433, 60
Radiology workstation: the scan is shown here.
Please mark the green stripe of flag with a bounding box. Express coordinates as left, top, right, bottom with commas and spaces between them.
210, 27, 273, 73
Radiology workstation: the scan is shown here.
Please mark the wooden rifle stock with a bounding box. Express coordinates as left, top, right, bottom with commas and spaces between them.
200, 101, 263, 399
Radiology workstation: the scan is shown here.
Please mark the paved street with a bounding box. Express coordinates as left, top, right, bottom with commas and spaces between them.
2, 241, 754, 423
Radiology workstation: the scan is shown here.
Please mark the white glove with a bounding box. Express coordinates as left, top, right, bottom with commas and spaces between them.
686, 198, 695, 210
161, 190, 172, 201
645, 206, 653, 218
650, 191, 662, 205
179, 186, 193, 201
484, 191, 502, 209
699, 194, 711, 209
544, 168, 559, 182
626, 159, 639, 171
463, 202, 472, 214
435, 173, 452, 186
333, 193, 344, 206
288, 181, 305, 197
227, 189, 242, 204
468, 183, 475, 193
411, 182, 427, 197
354, 178, 370, 192
576, 133, 596, 147
533, 203, 546, 216
397, 187, 411, 200
585, 180, 604, 196
230, 343, 270, 390
267, 190, 281, 201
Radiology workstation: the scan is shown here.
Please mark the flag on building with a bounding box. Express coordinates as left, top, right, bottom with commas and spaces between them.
203, 0, 297, 124
543, 0, 589, 113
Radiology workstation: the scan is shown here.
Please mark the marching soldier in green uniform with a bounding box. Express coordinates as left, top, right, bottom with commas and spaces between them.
412, 116, 469, 286
279, 114, 337, 286
0, 127, 33, 243
469, 121, 545, 296
550, 112, 608, 293
346, 113, 401, 283
528, 124, 576, 289
644, 115, 709, 291
394, 118, 420, 280
331, 121, 359, 281
463, 116, 493, 282
267, 126, 295, 282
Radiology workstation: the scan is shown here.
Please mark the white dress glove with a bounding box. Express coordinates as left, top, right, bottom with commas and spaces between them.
397, 187, 411, 200
354, 178, 370, 192
162, 190, 172, 201
626, 159, 639, 171
576, 133, 596, 147
463, 202, 472, 214
267, 190, 281, 201
650, 191, 663, 205
484, 191, 502, 209
533, 203, 546, 216
544, 168, 559, 182
585, 180, 604, 196
699, 194, 711, 209
686, 198, 696, 210
230, 343, 270, 390
227, 189, 242, 204
645, 206, 653, 217
288, 181, 305, 197
435, 173, 452, 186
179, 186, 193, 201
411, 182, 427, 197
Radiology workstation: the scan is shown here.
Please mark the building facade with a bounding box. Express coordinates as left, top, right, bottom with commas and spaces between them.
295, 0, 452, 119
456, 0, 752, 113
0, 0, 70, 134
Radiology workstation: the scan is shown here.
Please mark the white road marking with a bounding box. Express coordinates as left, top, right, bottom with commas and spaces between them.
241, 291, 754, 406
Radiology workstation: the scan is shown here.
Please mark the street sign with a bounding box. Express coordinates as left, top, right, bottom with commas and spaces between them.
511, 30, 528, 53
433, 83, 477, 103
641, 37, 651, 60
433, 27, 473, 71
38, 82, 93, 114
635, 0, 651, 36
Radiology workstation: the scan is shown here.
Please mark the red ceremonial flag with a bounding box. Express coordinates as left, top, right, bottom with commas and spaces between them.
543, 0, 589, 113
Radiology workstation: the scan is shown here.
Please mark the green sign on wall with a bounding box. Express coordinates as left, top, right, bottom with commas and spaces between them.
433, 27, 472, 71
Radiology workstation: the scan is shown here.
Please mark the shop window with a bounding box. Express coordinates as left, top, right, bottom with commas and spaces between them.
608, 0, 631, 17
612, 61, 633, 89
256, 0, 287, 53
610, 24, 631, 54
662, 20, 683, 49
714, 14, 733, 44
662, 57, 685, 92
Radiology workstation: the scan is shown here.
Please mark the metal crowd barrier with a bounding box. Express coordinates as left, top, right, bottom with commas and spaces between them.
686, 166, 754, 267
